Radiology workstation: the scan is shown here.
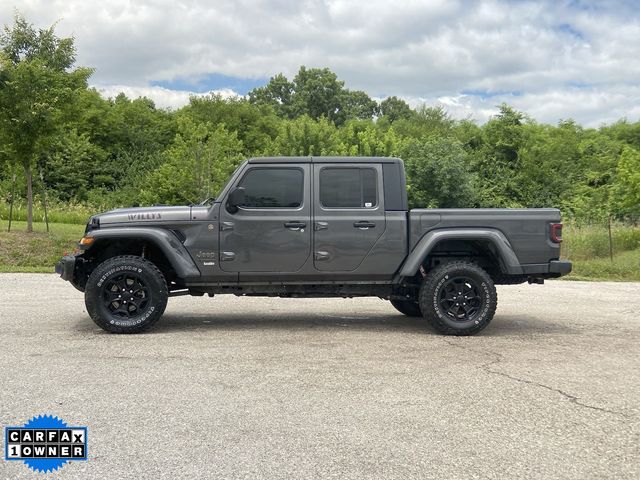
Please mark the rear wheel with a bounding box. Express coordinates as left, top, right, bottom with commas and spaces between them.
418, 261, 497, 336
84, 255, 168, 333
390, 299, 422, 317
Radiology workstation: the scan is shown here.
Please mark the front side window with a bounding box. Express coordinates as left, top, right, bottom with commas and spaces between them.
238, 168, 303, 208
319, 167, 377, 208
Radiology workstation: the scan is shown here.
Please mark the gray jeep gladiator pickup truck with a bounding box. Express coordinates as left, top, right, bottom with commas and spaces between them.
56, 156, 571, 335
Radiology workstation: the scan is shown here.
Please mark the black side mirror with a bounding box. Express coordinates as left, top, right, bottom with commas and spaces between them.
226, 187, 246, 213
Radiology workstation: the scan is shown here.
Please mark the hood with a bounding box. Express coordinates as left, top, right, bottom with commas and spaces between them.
92, 205, 194, 226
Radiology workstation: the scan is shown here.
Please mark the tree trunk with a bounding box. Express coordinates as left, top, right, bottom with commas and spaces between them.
25, 164, 33, 233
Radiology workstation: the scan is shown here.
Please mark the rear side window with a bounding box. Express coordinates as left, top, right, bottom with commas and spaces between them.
319, 168, 377, 208
239, 168, 303, 208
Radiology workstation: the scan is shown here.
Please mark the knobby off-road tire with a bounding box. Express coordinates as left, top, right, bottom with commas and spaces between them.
418, 261, 497, 336
85, 255, 168, 333
390, 299, 423, 317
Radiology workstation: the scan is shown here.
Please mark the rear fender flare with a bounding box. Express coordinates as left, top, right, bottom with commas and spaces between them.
398, 228, 523, 277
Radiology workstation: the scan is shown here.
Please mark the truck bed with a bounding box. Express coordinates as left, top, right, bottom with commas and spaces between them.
408, 208, 562, 265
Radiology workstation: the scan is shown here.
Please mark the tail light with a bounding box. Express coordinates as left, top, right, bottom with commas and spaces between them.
550, 223, 563, 243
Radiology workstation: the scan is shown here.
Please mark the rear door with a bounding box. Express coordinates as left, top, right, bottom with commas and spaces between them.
219, 164, 311, 272
312, 163, 386, 271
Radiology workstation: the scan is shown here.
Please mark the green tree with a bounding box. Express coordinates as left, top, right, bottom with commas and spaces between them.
290, 66, 345, 123
247, 73, 294, 118
601, 120, 640, 151
335, 121, 404, 157
453, 119, 484, 152
0, 14, 92, 231
248, 67, 381, 126
613, 146, 640, 218
140, 117, 244, 205
516, 121, 582, 208
567, 133, 622, 220
267, 115, 340, 156
389, 105, 454, 140
44, 129, 107, 202
379, 96, 413, 123
339, 90, 379, 121
402, 138, 477, 208
185, 94, 279, 155
473, 104, 529, 207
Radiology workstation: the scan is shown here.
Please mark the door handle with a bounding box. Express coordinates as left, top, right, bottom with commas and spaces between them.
221, 251, 236, 262
314, 251, 330, 261
284, 221, 306, 230
314, 221, 328, 231
353, 221, 375, 230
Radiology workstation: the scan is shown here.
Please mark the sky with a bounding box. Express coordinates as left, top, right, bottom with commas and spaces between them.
2, 0, 640, 126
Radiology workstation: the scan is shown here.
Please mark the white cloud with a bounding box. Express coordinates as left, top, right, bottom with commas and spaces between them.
406, 84, 640, 128
2, 0, 639, 125
94, 85, 239, 109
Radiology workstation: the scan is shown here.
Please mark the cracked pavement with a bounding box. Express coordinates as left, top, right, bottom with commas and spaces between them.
0, 274, 639, 479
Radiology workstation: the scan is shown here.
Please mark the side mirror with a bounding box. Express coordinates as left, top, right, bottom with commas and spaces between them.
226, 187, 246, 213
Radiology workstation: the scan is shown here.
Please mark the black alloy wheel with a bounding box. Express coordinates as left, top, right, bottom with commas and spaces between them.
437, 276, 484, 322
85, 255, 168, 333
102, 273, 150, 319
418, 261, 497, 336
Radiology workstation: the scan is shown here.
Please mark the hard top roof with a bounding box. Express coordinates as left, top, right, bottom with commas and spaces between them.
247, 156, 402, 164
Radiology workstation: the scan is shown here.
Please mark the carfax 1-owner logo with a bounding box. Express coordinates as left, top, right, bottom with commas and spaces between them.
4, 415, 88, 473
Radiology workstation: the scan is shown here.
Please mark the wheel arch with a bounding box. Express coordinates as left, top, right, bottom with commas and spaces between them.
81, 228, 200, 283
398, 229, 523, 278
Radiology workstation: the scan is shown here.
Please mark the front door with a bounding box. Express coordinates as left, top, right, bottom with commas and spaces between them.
219, 165, 311, 272
313, 164, 386, 271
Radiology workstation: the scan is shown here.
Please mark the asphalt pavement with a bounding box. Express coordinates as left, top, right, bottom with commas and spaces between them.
0, 274, 638, 479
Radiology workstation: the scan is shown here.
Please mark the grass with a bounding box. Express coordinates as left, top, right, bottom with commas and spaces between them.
0, 220, 84, 272
566, 249, 640, 282
562, 223, 640, 260
0, 201, 95, 225
0, 217, 638, 281
561, 222, 640, 281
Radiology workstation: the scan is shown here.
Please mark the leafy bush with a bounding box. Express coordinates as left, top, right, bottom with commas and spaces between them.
402, 138, 477, 208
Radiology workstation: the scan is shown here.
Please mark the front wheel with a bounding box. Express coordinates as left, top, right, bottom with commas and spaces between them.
418, 261, 497, 336
84, 255, 168, 333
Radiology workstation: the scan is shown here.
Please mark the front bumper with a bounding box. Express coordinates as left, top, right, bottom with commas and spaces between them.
55, 255, 77, 282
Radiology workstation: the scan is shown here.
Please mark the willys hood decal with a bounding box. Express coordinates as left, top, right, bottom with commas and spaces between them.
94, 206, 192, 224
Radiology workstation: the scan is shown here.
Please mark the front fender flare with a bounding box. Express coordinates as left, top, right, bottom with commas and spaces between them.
398, 228, 523, 277
84, 228, 201, 279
